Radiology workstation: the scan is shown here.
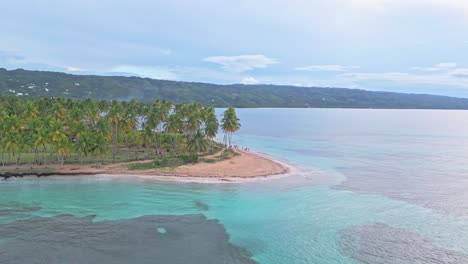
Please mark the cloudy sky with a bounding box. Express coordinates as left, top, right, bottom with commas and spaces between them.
1, 0, 468, 97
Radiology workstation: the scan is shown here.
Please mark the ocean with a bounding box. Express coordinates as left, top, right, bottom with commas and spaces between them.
1, 108, 468, 263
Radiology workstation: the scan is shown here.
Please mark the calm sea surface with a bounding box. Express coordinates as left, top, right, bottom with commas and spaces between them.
1, 108, 468, 263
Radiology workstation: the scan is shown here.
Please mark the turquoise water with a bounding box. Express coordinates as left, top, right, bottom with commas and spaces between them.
2, 108, 468, 263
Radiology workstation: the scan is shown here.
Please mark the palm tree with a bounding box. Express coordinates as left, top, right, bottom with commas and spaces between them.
203, 109, 219, 152
122, 101, 141, 160
142, 125, 153, 150
0, 106, 7, 166
83, 99, 101, 128
0, 95, 238, 166
186, 112, 202, 134
221, 107, 241, 147
74, 129, 94, 163
49, 120, 70, 166
145, 100, 170, 155
107, 103, 125, 162
187, 130, 208, 153
164, 113, 184, 153
31, 118, 50, 165
92, 119, 111, 163
51, 101, 67, 121
2, 115, 21, 165
3, 115, 25, 165
25, 101, 39, 119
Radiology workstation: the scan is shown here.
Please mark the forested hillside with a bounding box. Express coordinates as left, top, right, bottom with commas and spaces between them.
1, 68, 468, 109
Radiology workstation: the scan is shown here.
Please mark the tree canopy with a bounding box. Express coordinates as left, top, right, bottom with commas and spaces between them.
0, 96, 236, 166
221, 107, 241, 147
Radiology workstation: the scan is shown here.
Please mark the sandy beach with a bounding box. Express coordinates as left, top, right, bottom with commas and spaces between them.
0, 150, 291, 183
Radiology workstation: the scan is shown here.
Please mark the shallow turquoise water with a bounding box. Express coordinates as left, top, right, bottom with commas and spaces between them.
2, 109, 468, 263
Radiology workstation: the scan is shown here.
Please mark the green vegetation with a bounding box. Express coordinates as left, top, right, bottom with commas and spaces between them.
128, 162, 161, 171
217, 149, 240, 160
128, 154, 199, 170
221, 107, 241, 146
199, 149, 240, 164
2, 68, 468, 109
0, 96, 241, 166
0, 167, 56, 174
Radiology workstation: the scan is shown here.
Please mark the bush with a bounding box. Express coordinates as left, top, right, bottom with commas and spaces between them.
178, 154, 199, 164
153, 157, 180, 167
128, 162, 157, 170
128, 154, 199, 170
215, 149, 239, 160
200, 158, 216, 163
153, 158, 163, 167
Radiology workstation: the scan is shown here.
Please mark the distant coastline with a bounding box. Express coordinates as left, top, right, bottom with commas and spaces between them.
2, 68, 468, 109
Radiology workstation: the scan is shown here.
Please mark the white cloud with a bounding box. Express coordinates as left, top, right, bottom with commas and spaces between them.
66, 66, 84, 72
203, 54, 277, 73
241, 77, 260, 85
295, 65, 360, 72
111, 65, 177, 80
411, 62, 457, 72
342, 68, 468, 88
106, 64, 246, 84
435, 62, 457, 68
410, 67, 441, 72
450, 68, 468, 78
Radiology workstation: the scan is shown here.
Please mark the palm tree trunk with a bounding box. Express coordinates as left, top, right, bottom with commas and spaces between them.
42, 144, 47, 165
126, 138, 130, 161
49, 147, 53, 164
154, 135, 158, 156
34, 147, 39, 165
112, 123, 118, 163
173, 135, 178, 155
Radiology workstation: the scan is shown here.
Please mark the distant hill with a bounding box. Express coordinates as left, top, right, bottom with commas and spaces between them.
1, 68, 468, 109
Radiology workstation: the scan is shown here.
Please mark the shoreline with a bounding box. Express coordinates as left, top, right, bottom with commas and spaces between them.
0, 150, 294, 183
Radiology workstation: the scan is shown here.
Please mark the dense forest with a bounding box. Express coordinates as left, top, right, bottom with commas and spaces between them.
2, 68, 468, 109
0, 96, 240, 167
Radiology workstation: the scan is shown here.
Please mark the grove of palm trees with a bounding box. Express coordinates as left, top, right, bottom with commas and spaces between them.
0, 96, 241, 167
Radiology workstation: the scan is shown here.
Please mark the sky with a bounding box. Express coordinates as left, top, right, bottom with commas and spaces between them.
1, 0, 468, 97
